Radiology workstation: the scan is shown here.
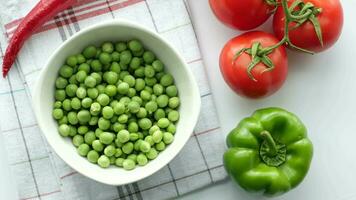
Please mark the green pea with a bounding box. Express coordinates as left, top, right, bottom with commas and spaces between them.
152, 60, 164, 72
95, 128, 103, 138
72, 135, 84, 147
76, 87, 87, 99
136, 108, 147, 118
167, 123, 176, 134
153, 84, 164, 96
61, 99, 71, 111
77, 143, 90, 156
53, 101, 62, 109
91, 60, 102, 72
156, 95, 169, 108
144, 65, 155, 78
96, 85, 106, 94
122, 142, 134, 154
131, 96, 143, 106
112, 52, 120, 62
90, 102, 101, 116
145, 77, 157, 86
127, 101, 140, 113
166, 85, 178, 97
143, 51, 155, 64
76, 71, 87, 83
130, 57, 141, 70
168, 110, 180, 122
69, 125, 77, 136
55, 90, 66, 101
78, 125, 89, 135
102, 42, 114, 53
169, 97, 180, 109
128, 39, 143, 52
71, 97, 81, 110
65, 84, 78, 97
87, 150, 99, 163
138, 118, 152, 130
118, 114, 128, 124
123, 75, 136, 87
152, 130, 163, 143
134, 67, 145, 78
84, 131, 96, 144
99, 132, 114, 145
83, 45, 97, 59
115, 158, 125, 167
154, 109, 165, 121
115, 42, 127, 52
119, 97, 131, 105
98, 155, 110, 168
59, 65, 73, 78
105, 71, 118, 85
144, 135, 154, 146
127, 154, 137, 163
91, 72, 102, 84
140, 90, 151, 101
77, 110, 91, 123
149, 125, 160, 135
155, 72, 165, 80
68, 75, 78, 84
92, 140, 104, 152
68, 111, 79, 125
53, 108, 64, 120
120, 50, 132, 65
163, 132, 174, 144
58, 124, 70, 137
157, 118, 170, 128
55, 77, 68, 89
145, 101, 158, 113
98, 117, 110, 130
135, 78, 146, 91
81, 97, 92, 108
128, 122, 139, 133
117, 82, 129, 95
103, 145, 116, 157
87, 88, 99, 99
97, 94, 110, 106
137, 154, 148, 166
105, 85, 117, 97
101, 106, 114, 119
160, 74, 174, 86
146, 148, 158, 160
155, 141, 166, 151
89, 116, 99, 126
115, 148, 123, 157
84, 76, 97, 88
117, 130, 130, 143
129, 133, 139, 141
58, 116, 68, 125
113, 102, 125, 115
78, 63, 90, 74
139, 141, 151, 153
123, 159, 135, 170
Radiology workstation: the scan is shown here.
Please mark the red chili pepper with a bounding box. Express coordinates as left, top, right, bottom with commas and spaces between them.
2, 0, 78, 77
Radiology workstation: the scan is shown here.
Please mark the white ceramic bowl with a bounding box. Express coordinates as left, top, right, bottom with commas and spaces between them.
33, 20, 201, 185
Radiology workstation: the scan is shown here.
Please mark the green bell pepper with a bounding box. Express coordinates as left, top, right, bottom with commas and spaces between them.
224, 107, 313, 196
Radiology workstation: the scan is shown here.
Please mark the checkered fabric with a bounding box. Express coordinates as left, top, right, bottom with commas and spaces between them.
0, 0, 227, 199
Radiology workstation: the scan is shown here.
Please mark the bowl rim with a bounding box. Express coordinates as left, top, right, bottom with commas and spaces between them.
32, 19, 201, 185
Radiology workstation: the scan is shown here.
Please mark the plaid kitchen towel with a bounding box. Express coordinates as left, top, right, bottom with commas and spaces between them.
0, 0, 227, 199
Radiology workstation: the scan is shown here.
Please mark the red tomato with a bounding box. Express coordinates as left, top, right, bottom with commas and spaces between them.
220, 31, 288, 99
273, 0, 343, 52
209, 0, 274, 31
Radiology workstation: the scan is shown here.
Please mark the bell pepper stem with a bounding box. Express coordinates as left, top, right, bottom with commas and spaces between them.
260, 131, 278, 156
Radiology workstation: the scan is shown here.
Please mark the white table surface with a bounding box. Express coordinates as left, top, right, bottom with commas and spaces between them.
2, 0, 356, 199
180, 0, 356, 199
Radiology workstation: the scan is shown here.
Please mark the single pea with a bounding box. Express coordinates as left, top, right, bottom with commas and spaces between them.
130, 57, 141, 70
152, 130, 163, 143
169, 97, 180, 109
135, 78, 146, 91
157, 118, 170, 128
98, 117, 110, 130
144, 86, 153, 94
127, 88, 136, 97
146, 148, 158, 160
68, 75, 78, 84
92, 140, 104, 152
139, 140, 151, 153
58, 116, 68, 125
115, 139, 124, 148
55, 77, 68, 89
145, 101, 158, 113
96, 85, 106, 94
117, 82, 129, 95
119, 71, 130, 79
120, 50, 132, 65
115, 148, 123, 157
90, 102, 101, 116
87, 150, 99, 163
136, 108, 147, 118
97, 94, 110, 106
167, 123, 176, 134
84, 131, 96, 144
102, 106, 114, 119
112, 122, 124, 132
128, 39, 143, 52
123, 159, 136, 170
81, 98, 92, 108
78, 125, 89, 135
165, 107, 173, 114
103, 145, 116, 157
152, 60, 164, 72
149, 125, 160, 135
115, 42, 127, 52
138, 118, 152, 130
62, 99, 71, 111
117, 130, 130, 143
143, 51, 155, 64
95, 128, 103, 138
66, 55, 78, 67
127, 101, 140, 113
104, 85, 117, 97
103, 71, 118, 85
77, 54, 86, 64
77, 143, 90, 157
156, 95, 169, 108
98, 155, 110, 168
122, 142, 134, 154
123, 75, 136, 87
87, 88, 98, 100
53, 101, 62, 109
83, 45, 97, 59
76, 87, 87, 99
131, 96, 143, 106
112, 52, 120, 62
144, 65, 156, 78
72, 135, 84, 147
110, 62, 121, 74
90, 60, 102, 72
84, 76, 96, 88
75, 70, 87, 83
140, 90, 151, 101
129, 133, 139, 141
155, 72, 165, 80
137, 154, 148, 166
77, 110, 91, 123
144, 135, 154, 146
58, 124, 70, 137
156, 141, 166, 151
119, 97, 131, 105
99, 132, 114, 145
67, 111, 79, 125
168, 110, 180, 122
59, 65, 73, 78
113, 102, 125, 115
65, 84, 78, 97
69, 125, 77, 137
78, 63, 90, 73
71, 97, 81, 110
90, 72, 102, 84
128, 122, 139, 133
133, 48, 145, 56
160, 74, 174, 87
52, 108, 64, 120
102, 42, 114, 53
145, 77, 157, 86
55, 90, 66, 101
115, 158, 125, 167
118, 114, 128, 124
89, 116, 99, 126
134, 67, 145, 78
166, 85, 178, 97
154, 109, 166, 121
163, 132, 174, 144
153, 84, 164, 96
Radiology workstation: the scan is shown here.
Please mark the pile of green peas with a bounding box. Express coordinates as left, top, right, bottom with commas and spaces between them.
52, 39, 180, 170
